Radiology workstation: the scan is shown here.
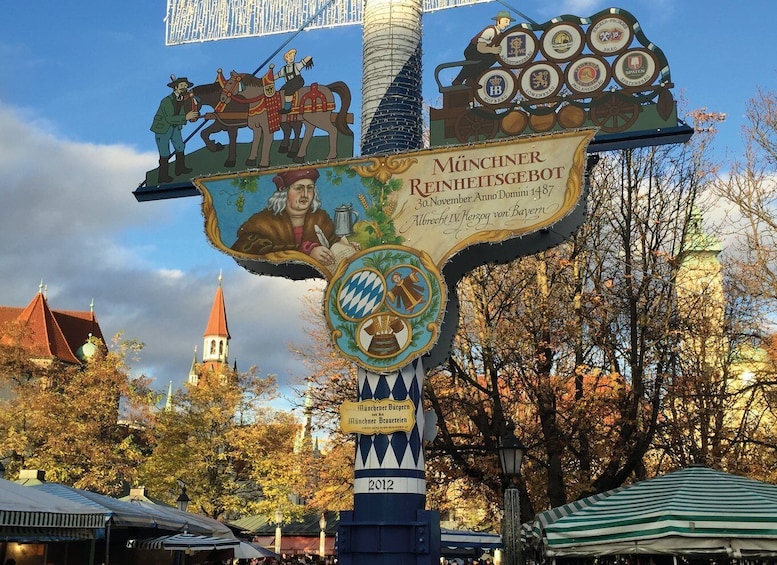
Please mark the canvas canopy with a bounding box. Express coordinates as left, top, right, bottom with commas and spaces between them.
31, 483, 184, 530
524, 487, 626, 548
120, 496, 235, 537
30, 483, 233, 535
441, 529, 502, 551
0, 478, 106, 541
534, 466, 777, 558
134, 532, 239, 551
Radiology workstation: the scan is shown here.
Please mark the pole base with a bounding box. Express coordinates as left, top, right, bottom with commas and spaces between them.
337, 509, 440, 565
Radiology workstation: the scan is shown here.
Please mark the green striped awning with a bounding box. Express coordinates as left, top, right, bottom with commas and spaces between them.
525, 486, 625, 547
542, 467, 777, 557
0, 526, 98, 542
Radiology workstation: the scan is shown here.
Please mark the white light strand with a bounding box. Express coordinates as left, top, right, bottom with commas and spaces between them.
361, 0, 424, 153
166, 0, 492, 44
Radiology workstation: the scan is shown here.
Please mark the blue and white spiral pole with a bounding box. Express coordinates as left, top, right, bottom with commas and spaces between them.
361, 0, 424, 155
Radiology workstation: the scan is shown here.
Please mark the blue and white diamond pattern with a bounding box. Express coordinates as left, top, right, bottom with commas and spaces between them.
354, 359, 427, 495
338, 269, 385, 321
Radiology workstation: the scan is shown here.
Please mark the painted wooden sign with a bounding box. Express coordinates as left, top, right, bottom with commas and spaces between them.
429, 7, 691, 150
193, 128, 594, 370
340, 399, 417, 435
143, 62, 355, 191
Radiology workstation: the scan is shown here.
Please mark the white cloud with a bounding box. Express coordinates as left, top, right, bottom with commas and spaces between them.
0, 100, 318, 405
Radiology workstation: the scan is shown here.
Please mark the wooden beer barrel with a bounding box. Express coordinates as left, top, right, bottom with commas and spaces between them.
558, 105, 587, 129
529, 108, 556, 132
501, 110, 528, 136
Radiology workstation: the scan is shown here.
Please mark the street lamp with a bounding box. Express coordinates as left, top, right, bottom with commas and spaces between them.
498, 421, 524, 565
319, 513, 327, 557
274, 509, 284, 555
176, 487, 190, 512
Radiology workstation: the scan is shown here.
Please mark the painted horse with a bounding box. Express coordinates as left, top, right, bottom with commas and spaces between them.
192, 70, 296, 167
216, 69, 353, 168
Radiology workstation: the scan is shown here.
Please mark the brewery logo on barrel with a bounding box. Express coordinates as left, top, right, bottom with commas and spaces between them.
614, 49, 658, 87
477, 69, 517, 105
588, 15, 631, 54
506, 33, 528, 58
566, 56, 609, 94
550, 30, 574, 54
520, 62, 562, 99
326, 246, 445, 372
499, 30, 537, 67
541, 22, 584, 61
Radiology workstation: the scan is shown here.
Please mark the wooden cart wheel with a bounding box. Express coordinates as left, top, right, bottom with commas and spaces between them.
454, 109, 500, 143
590, 93, 640, 132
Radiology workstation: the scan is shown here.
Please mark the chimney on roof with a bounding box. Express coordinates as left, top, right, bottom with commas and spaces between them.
129, 486, 147, 499
19, 469, 45, 481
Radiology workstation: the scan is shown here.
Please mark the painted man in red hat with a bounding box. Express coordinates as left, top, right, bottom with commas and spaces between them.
231, 168, 358, 267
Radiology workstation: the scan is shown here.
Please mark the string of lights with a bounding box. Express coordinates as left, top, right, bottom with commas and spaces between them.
165, 0, 493, 45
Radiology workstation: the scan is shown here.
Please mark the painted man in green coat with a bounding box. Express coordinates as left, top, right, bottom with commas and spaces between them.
150, 75, 200, 183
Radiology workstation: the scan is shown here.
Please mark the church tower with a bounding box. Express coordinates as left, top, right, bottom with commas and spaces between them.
677, 208, 724, 330
189, 273, 231, 385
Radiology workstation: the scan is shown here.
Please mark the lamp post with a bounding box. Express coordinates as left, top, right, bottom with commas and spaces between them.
176, 487, 190, 512
319, 513, 327, 557
274, 509, 284, 555
498, 422, 524, 565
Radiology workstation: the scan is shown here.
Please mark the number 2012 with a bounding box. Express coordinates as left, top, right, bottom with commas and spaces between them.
368, 479, 395, 491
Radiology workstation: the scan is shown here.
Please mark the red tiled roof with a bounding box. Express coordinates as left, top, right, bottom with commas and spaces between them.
0, 293, 105, 365
203, 284, 230, 339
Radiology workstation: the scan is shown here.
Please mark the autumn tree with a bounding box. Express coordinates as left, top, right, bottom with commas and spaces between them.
0, 330, 156, 494
289, 288, 356, 513
136, 365, 305, 522
709, 86, 777, 480
422, 128, 721, 528
714, 87, 777, 308
291, 105, 776, 529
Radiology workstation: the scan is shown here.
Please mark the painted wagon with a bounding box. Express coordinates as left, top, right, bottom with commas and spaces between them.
429, 8, 686, 149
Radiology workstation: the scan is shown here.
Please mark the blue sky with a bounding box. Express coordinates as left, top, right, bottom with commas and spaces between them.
1, 0, 775, 409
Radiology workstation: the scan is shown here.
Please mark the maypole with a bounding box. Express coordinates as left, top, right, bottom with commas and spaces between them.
361, 0, 424, 154
164, 0, 441, 561
341, 1, 440, 562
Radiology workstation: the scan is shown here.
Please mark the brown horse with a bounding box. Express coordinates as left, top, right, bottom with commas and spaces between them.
191, 79, 300, 167
218, 71, 353, 167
